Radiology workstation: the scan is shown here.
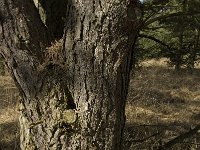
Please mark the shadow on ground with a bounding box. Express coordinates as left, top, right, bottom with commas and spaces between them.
123, 63, 200, 150
123, 122, 200, 150
0, 121, 20, 150
0, 76, 20, 149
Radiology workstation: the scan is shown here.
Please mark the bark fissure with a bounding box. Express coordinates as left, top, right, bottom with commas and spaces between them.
1, 0, 141, 149
80, 15, 86, 41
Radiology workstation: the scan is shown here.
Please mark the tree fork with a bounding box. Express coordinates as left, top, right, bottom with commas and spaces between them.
0, 0, 141, 149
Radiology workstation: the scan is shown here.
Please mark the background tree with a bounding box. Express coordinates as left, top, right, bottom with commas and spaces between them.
135, 0, 200, 70
0, 0, 142, 149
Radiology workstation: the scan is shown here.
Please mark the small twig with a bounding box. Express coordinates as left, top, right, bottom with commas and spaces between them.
127, 132, 160, 143
176, 142, 200, 145
157, 125, 200, 150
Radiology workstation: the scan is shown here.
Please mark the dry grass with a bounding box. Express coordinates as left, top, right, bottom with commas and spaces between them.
0, 76, 20, 150
124, 58, 200, 149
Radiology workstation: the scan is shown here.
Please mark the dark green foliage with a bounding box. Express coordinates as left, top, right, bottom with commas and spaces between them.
136, 0, 200, 70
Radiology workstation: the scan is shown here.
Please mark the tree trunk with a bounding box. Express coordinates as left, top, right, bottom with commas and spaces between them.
0, 0, 140, 149
175, 32, 183, 71
188, 28, 200, 70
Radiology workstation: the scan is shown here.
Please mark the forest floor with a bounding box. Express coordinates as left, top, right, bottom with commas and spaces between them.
1, 58, 200, 149
124, 58, 200, 149
0, 76, 19, 150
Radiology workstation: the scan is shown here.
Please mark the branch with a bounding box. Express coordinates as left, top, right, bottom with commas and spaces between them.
138, 34, 171, 50
144, 25, 170, 30
0, 0, 51, 97
192, 16, 200, 28
157, 125, 200, 150
131, 132, 160, 143
0, 0, 51, 59
143, 11, 200, 27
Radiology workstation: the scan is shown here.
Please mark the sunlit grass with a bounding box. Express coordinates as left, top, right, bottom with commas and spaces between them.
124, 58, 200, 149
0, 76, 20, 150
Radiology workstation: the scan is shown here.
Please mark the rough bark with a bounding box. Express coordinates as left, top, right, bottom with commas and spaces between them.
0, 0, 50, 95
0, 0, 141, 149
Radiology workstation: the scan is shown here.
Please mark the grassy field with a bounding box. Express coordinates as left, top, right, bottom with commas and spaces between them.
124, 58, 200, 149
0, 76, 19, 150
1, 58, 200, 149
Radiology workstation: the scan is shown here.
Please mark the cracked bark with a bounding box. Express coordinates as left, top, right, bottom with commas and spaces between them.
0, 0, 141, 149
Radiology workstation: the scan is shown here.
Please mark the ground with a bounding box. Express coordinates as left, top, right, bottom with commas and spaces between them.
1, 58, 200, 149
0, 76, 19, 150
124, 58, 200, 149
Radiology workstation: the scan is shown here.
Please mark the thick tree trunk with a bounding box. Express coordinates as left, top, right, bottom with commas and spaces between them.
0, 0, 140, 149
